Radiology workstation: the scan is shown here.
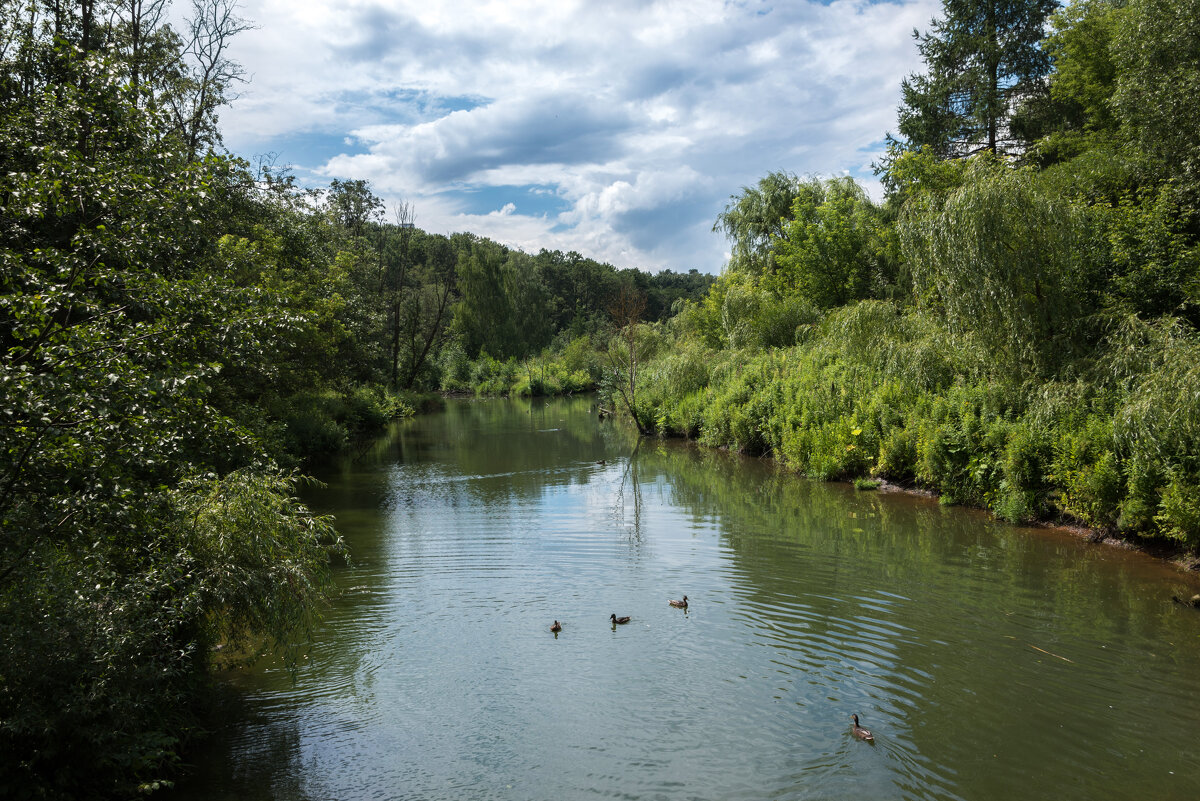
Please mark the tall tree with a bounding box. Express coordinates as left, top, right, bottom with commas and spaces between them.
898, 158, 1101, 376
713, 171, 806, 276
1112, 0, 1200, 186
606, 285, 653, 435
395, 232, 456, 389
170, 0, 254, 158
453, 237, 517, 358
893, 0, 1059, 159
771, 176, 895, 308
0, 34, 343, 797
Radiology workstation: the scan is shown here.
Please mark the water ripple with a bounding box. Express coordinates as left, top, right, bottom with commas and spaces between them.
177, 399, 1200, 801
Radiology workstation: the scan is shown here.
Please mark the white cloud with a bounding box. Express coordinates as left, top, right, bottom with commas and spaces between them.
221, 0, 941, 271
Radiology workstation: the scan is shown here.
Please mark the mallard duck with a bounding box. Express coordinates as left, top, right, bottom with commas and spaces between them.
550, 620, 562, 632
610, 613, 631, 625
851, 714, 874, 742
669, 595, 688, 609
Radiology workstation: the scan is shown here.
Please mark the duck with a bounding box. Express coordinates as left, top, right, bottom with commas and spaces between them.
1172, 593, 1200, 609
610, 613, 631, 625
851, 714, 874, 742
669, 595, 688, 609
550, 620, 562, 632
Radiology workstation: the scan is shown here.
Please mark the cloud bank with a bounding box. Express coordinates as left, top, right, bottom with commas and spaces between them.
223, 0, 939, 272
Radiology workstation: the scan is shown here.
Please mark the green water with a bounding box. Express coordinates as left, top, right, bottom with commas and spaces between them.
174, 396, 1200, 800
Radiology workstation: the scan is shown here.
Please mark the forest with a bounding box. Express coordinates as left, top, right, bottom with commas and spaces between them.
2, 0, 1199, 797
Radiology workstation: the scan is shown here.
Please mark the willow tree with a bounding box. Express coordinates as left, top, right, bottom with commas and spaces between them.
713, 170, 806, 276
894, 0, 1059, 159
898, 158, 1103, 376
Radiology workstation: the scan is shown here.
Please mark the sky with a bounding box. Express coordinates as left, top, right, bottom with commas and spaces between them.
218, 0, 941, 273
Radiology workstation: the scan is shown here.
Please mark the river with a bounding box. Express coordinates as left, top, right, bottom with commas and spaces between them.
172, 395, 1200, 800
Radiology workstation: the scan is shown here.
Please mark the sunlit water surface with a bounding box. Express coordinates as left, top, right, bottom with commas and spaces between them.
173, 396, 1200, 801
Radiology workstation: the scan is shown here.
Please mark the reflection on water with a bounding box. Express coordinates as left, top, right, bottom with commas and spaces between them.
174, 396, 1200, 801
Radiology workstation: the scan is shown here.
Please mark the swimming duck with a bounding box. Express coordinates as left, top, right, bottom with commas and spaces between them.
610, 613, 631, 625
851, 714, 874, 742
669, 595, 688, 609
550, 620, 562, 632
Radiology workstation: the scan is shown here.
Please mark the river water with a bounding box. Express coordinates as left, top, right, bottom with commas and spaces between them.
174, 395, 1200, 801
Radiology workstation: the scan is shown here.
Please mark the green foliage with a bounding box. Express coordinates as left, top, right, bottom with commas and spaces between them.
1103, 184, 1200, 319
638, 0, 1200, 556
324, 178, 383, 238
1015, 0, 1122, 166
468, 353, 522, 396
1155, 476, 1200, 548
995, 421, 1053, 522
437, 337, 473, 392
172, 469, 345, 658
894, 0, 1059, 158
712, 171, 806, 276
1112, 0, 1200, 185
771, 176, 897, 308
878, 144, 967, 207
899, 157, 1104, 377
1049, 414, 1123, 529
0, 27, 348, 798
273, 387, 411, 460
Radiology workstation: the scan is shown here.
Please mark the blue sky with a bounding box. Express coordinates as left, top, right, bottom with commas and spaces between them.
221, 0, 940, 273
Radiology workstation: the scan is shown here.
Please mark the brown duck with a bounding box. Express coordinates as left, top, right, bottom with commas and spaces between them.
851, 714, 874, 742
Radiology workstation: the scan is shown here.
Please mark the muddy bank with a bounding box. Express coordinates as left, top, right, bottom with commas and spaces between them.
865, 476, 1200, 574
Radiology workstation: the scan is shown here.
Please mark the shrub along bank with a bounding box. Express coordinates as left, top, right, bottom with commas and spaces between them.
631, 300, 1200, 553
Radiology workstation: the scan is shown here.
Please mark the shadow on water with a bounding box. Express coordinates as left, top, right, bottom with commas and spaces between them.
172, 396, 1200, 801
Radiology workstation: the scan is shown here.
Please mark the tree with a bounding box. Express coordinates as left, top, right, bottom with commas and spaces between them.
1010, 0, 1121, 166
713, 171, 806, 276
898, 158, 1102, 376
0, 20, 342, 796
606, 285, 654, 435
453, 237, 517, 358
168, 0, 254, 158
771, 176, 896, 308
111, 0, 172, 98
394, 230, 457, 389
892, 0, 1059, 159
1112, 0, 1200, 187
326, 178, 384, 239
503, 250, 554, 355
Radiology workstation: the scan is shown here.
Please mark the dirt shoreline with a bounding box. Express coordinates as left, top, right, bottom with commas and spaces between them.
868, 477, 1200, 574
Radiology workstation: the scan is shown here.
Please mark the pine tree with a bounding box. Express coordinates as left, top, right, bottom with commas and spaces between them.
894, 0, 1059, 159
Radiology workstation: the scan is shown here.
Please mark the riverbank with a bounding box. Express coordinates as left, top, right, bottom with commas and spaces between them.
864, 477, 1200, 574
629, 301, 1200, 563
